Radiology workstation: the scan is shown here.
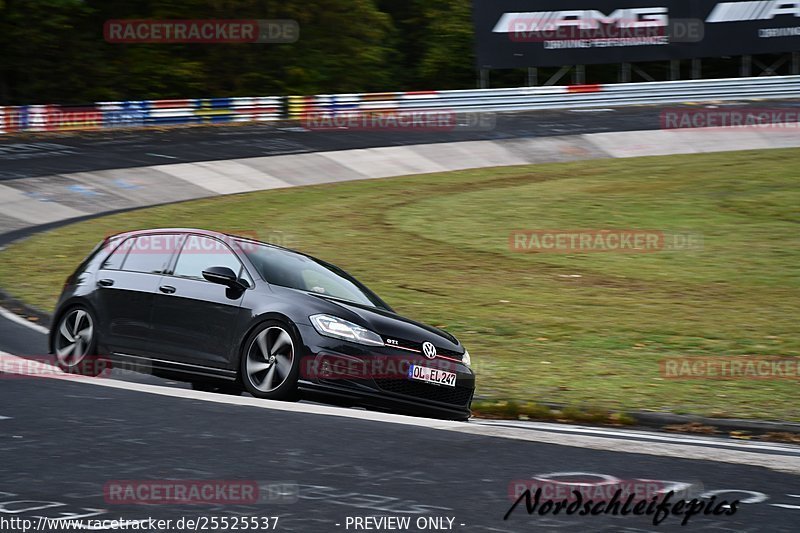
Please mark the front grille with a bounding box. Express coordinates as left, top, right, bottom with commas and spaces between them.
385, 338, 463, 361
438, 347, 464, 360
374, 378, 473, 406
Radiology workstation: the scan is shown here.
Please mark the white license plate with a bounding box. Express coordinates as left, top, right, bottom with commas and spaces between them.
408, 365, 457, 388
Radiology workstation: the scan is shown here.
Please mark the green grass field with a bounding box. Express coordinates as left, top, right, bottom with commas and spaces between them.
1, 149, 798, 421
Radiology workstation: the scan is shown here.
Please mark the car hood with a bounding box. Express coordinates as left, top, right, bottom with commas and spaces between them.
290, 290, 462, 352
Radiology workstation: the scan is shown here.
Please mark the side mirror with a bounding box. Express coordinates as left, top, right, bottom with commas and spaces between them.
202, 266, 244, 289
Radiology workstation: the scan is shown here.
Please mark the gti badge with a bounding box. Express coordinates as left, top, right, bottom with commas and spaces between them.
422, 342, 437, 360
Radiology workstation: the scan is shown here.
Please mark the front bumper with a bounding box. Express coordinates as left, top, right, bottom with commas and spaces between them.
296, 324, 475, 420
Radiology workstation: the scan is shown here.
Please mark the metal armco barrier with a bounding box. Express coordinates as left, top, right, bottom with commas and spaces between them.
2, 76, 799, 134
288, 76, 800, 119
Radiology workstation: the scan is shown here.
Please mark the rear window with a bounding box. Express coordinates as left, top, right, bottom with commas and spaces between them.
70, 238, 116, 278
100, 237, 132, 270
119, 234, 182, 275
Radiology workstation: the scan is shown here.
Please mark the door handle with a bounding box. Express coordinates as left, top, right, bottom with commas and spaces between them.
97, 279, 115, 287
159, 285, 176, 294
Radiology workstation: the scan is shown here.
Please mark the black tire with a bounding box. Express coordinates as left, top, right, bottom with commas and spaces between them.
53, 305, 109, 376
239, 320, 301, 401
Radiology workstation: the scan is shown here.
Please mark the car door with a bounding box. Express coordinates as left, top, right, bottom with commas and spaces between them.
93, 234, 181, 356
149, 234, 249, 368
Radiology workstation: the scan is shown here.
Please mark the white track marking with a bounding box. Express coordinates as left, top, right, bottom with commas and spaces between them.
3, 297, 794, 458
0, 415, 10, 420
770, 494, 800, 510
475, 419, 800, 454
1, 349, 799, 474
0, 305, 49, 334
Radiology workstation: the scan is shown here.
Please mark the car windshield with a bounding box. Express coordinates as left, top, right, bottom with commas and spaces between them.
238, 241, 388, 309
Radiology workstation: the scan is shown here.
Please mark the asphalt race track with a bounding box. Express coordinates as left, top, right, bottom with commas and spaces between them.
1, 321, 799, 533
3, 106, 655, 179
1, 104, 799, 532
2, 100, 800, 181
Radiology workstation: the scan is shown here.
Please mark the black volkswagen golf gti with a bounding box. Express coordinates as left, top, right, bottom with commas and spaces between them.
50, 229, 475, 420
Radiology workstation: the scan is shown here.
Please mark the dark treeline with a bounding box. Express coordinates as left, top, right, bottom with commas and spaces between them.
0, 0, 790, 104
0, 0, 474, 104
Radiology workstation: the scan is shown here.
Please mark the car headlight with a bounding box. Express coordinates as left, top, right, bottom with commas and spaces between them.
462, 349, 471, 367
310, 314, 385, 346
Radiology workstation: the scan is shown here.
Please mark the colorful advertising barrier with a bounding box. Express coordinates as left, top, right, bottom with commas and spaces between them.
0, 97, 282, 133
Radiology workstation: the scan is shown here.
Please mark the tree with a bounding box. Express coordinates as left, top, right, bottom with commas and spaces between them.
0, 0, 98, 103
414, 0, 475, 90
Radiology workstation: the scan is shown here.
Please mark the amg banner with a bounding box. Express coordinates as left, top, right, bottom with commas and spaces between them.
473, 0, 800, 68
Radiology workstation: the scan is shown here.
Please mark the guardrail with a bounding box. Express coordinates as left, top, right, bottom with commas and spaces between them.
287, 76, 800, 118
2, 76, 799, 134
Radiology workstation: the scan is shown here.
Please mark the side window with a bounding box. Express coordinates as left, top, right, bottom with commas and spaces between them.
100, 237, 133, 270
173, 235, 243, 281
121, 234, 182, 275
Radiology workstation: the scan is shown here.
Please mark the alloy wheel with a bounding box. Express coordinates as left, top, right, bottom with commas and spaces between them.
55, 308, 94, 368
245, 326, 295, 393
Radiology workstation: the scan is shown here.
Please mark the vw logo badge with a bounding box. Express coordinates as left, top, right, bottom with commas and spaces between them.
422, 342, 437, 360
